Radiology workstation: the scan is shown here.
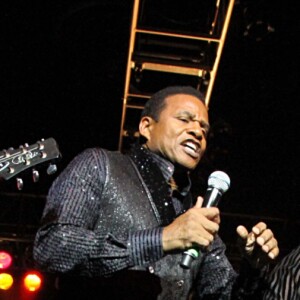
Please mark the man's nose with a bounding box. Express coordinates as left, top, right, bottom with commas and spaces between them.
187, 122, 202, 140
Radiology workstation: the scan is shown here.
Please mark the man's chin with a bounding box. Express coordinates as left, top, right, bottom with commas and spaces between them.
175, 158, 199, 171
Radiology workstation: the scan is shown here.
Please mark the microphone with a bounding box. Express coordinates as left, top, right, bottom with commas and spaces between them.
180, 170, 231, 269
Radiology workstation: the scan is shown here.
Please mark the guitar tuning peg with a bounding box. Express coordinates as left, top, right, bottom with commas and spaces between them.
3, 150, 10, 157
47, 163, 57, 175
16, 178, 24, 190
37, 141, 45, 150
32, 169, 40, 182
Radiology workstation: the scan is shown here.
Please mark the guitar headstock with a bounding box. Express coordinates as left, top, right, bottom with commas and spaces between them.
0, 138, 61, 189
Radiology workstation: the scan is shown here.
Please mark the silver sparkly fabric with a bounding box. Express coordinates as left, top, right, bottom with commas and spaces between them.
33, 145, 267, 299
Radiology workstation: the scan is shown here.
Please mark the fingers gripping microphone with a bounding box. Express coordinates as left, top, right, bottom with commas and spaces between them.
180, 171, 231, 269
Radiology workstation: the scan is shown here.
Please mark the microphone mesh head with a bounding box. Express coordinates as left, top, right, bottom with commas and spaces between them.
208, 171, 230, 193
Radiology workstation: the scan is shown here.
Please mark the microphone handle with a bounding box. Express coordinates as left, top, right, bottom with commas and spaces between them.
202, 187, 222, 207
180, 188, 222, 269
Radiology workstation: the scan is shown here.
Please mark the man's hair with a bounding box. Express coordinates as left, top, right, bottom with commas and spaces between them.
141, 85, 205, 121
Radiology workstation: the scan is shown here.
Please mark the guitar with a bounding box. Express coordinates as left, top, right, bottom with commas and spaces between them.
0, 138, 61, 189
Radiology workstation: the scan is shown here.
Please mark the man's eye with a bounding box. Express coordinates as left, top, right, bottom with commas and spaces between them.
179, 118, 189, 123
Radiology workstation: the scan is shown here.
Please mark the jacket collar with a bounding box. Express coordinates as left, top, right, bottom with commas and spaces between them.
128, 144, 192, 226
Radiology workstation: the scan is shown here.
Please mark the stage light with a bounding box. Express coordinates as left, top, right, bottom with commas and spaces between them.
0, 250, 14, 291
23, 271, 43, 292
0, 272, 14, 290
0, 251, 13, 270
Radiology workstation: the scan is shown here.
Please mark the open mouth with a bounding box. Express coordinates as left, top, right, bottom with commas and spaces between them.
182, 141, 200, 158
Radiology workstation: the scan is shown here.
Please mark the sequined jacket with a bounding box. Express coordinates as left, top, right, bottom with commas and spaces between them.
33, 145, 266, 299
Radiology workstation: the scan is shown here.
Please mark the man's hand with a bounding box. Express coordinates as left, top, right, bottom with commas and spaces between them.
162, 196, 220, 252
236, 222, 279, 268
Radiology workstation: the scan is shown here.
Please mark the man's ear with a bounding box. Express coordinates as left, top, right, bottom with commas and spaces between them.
139, 116, 154, 141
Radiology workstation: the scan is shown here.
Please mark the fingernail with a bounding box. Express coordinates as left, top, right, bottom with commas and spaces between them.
252, 227, 260, 234
269, 252, 275, 259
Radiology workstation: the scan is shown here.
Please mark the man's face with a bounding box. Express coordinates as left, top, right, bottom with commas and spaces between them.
140, 94, 209, 170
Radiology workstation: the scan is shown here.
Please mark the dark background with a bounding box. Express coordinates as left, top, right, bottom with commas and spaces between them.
0, 0, 299, 277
